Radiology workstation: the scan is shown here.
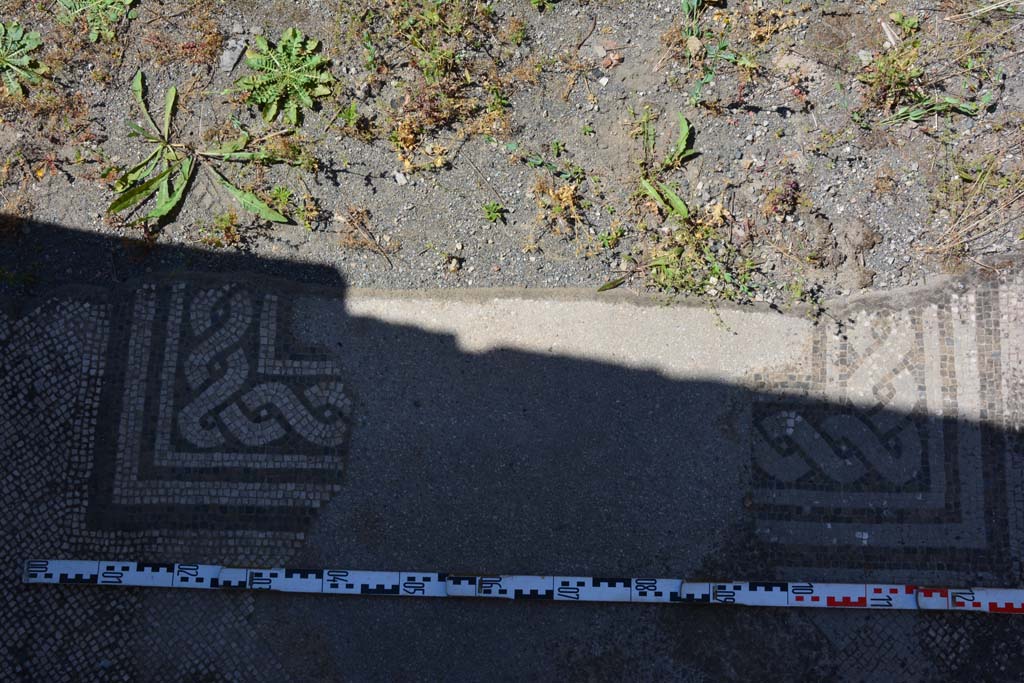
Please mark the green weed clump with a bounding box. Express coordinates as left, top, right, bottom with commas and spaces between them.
602, 111, 758, 302
0, 22, 46, 98
338, 0, 515, 171
57, 0, 137, 43
638, 175, 755, 301
855, 13, 996, 127
235, 28, 334, 126
108, 71, 298, 226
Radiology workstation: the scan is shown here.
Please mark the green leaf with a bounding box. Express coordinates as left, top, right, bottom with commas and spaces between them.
3, 71, 23, 98
663, 113, 698, 167
676, 114, 690, 151
262, 99, 279, 123
130, 70, 160, 135
108, 165, 173, 214
639, 178, 669, 213
202, 129, 253, 158
207, 151, 270, 162
208, 167, 290, 223
283, 100, 299, 126
162, 85, 177, 139
155, 162, 171, 207
144, 157, 194, 221
126, 120, 160, 142
112, 147, 160, 192
598, 277, 626, 292
657, 182, 689, 220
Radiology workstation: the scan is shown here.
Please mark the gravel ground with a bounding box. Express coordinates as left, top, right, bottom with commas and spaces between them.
1, 0, 1022, 300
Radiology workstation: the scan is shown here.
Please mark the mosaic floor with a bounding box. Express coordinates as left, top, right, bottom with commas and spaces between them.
2, 267, 1023, 681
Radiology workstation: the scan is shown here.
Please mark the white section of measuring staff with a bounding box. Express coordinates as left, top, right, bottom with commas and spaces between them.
22, 559, 1024, 614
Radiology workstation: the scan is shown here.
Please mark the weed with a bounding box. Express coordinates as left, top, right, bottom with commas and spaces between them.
533, 174, 585, 238
883, 93, 992, 126
423, 241, 463, 272
0, 22, 47, 99
108, 71, 292, 226
504, 16, 526, 46
549, 140, 565, 158
331, 100, 375, 140
505, 141, 587, 183
140, 7, 223, 68
661, 113, 698, 170
199, 210, 241, 248
525, 173, 601, 259
947, 0, 1024, 21
581, 124, 595, 137
644, 202, 756, 300
340, 0, 512, 170
630, 108, 698, 180
295, 190, 323, 231
928, 144, 1024, 261
0, 86, 93, 144
679, 0, 706, 37
531, 0, 554, 13
850, 110, 872, 130
563, 162, 586, 183
617, 114, 758, 302
267, 186, 293, 213
338, 101, 360, 127
629, 105, 659, 175
235, 28, 334, 126
763, 179, 800, 222
487, 85, 510, 113
856, 28, 995, 127
482, 200, 506, 223
659, 1, 762, 106
597, 224, 624, 249
57, 0, 137, 43
857, 42, 925, 113
639, 179, 689, 221
257, 131, 320, 172
722, 4, 804, 44
363, 0, 492, 84
361, 31, 379, 71
888, 12, 920, 37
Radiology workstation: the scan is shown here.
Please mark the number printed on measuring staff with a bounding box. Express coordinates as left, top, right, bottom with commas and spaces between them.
99, 564, 124, 585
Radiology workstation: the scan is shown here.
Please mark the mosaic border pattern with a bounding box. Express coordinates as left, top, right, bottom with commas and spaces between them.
748, 275, 1022, 579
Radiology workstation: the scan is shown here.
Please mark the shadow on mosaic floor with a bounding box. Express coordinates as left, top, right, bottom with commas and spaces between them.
2, 218, 1022, 681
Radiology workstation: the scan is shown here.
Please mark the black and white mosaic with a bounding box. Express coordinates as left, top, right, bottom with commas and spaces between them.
5, 264, 1024, 681
749, 273, 1024, 582
1, 275, 351, 567
91, 278, 349, 528
2, 275, 351, 681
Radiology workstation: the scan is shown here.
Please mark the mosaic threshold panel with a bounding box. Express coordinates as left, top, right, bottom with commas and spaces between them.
749, 273, 1024, 581
2, 270, 1023, 581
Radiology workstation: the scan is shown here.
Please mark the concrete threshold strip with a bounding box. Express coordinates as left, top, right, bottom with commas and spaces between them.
23, 559, 1024, 614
